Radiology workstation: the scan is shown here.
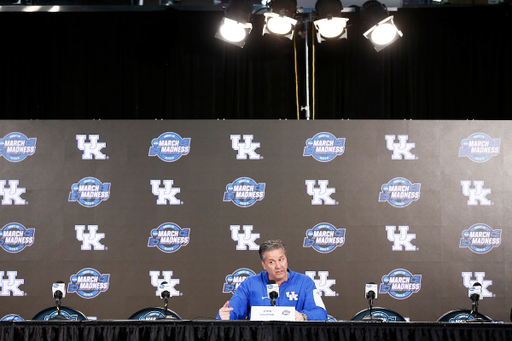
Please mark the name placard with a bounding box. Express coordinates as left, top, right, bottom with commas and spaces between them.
250, 306, 296, 321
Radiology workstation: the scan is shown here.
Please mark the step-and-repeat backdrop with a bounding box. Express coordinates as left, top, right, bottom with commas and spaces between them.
0, 120, 510, 322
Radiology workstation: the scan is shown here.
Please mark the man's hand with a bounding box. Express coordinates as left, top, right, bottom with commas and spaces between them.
295, 310, 305, 321
219, 301, 233, 320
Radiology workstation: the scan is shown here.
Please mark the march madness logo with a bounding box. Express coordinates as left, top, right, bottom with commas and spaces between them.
459, 224, 501, 254
148, 132, 191, 162
41, 310, 80, 321
458, 133, 500, 163
303, 132, 345, 162
223, 177, 265, 208
148, 223, 190, 253
0, 314, 24, 321
222, 268, 256, 294
67, 268, 110, 299
303, 223, 345, 254
379, 268, 422, 300
0, 132, 37, 162
0, 223, 35, 253
379, 177, 421, 208
68, 177, 111, 208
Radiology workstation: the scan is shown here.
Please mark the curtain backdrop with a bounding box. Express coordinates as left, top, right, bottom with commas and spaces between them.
0, 5, 510, 120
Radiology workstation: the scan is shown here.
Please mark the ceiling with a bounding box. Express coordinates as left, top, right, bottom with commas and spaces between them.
0, 0, 504, 12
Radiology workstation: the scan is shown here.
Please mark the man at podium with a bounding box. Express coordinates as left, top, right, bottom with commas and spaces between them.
217, 239, 327, 321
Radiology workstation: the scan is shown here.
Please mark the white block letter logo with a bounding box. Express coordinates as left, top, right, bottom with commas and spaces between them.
385, 135, 416, 160
305, 271, 337, 296
461, 181, 491, 206
76, 135, 107, 160
386, 226, 417, 251
230, 135, 261, 160
151, 180, 181, 205
305, 180, 336, 205
0, 271, 24, 296
0, 180, 26, 205
461, 272, 493, 298
75, 225, 105, 250
230, 225, 260, 250
150, 271, 180, 297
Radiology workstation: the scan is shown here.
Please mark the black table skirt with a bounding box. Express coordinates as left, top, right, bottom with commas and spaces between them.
1, 320, 511, 341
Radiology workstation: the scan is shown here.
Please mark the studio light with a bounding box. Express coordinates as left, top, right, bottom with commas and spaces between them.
263, 0, 298, 40
360, 0, 402, 52
313, 0, 349, 43
215, 0, 253, 47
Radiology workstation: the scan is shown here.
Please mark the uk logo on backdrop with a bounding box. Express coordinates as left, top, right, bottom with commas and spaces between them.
461, 181, 492, 206
0, 132, 37, 162
75, 225, 106, 251
0, 223, 35, 253
459, 224, 501, 254
386, 226, 417, 251
303, 132, 345, 162
230, 225, 260, 250
379, 268, 422, 300
68, 177, 111, 208
0, 271, 24, 296
0, 180, 27, 205
230, 135, 262, 160
222, 268, 256, 294
462, 272, 493, 298
385, 135, 417, 160
223, 177, 265, 208
148, 223, 190, 253
76, 134, 107, 160
303, 223, 345, 254
67, 268, 110, 299
379, 178, 421, 208
458, 133, 500, 163
148, 132, 191, 162
305, 180, 337, 205
149, 271, 181, 297
304, 271, 337, 296
151, 180, 182, 205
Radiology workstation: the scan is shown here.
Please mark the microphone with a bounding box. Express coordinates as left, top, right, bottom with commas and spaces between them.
267, 280, 279, 306
156, 281, 174, 320
365, 282, 378, 301
52, 281, 66, 300
364, 282, 378, 320
469, 282, 482, 315
469, 282, 482, 302
50, 281, 68, 320
158, 281, 171, 300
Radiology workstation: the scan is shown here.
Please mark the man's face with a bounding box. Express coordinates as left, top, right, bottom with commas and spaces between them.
261, 248, 288, 285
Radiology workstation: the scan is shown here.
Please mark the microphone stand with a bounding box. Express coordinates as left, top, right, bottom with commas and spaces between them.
472, 299, 478, 315
369, 297, 374, 318
466, 295, 485, 322
156, 294, 176, 320
362, 294, 382, 322
49, 297, 68, 320
164, 297, 169, 318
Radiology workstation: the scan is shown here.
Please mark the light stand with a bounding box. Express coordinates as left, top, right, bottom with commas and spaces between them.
300, 13, 313, 120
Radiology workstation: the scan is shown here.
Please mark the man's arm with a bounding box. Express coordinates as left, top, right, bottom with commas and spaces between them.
218, 301, 233, 320
216, 282, 251, 320
298, 285, 328, 321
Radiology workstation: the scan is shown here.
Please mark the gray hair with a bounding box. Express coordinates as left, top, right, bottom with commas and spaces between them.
259, 239, 287, 261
